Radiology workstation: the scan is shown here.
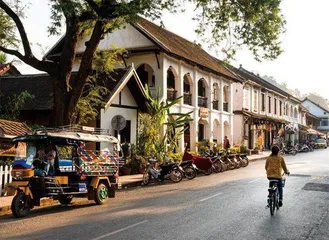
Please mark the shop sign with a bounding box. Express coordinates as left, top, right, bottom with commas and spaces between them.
199, 107, 209, 119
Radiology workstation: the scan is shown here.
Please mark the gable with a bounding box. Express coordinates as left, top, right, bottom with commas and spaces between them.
302, 100, 329, 117
76, 24, 155, 53
111, 85, 138, 107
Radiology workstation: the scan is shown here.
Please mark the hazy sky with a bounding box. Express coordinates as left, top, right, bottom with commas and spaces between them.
10, 0, 329, 99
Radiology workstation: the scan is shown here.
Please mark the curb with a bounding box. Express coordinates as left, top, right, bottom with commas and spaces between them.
120, 181, 143, 189
249, 157, 267, 162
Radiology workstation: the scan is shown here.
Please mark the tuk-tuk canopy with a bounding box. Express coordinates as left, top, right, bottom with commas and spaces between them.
13, 131, 118, 144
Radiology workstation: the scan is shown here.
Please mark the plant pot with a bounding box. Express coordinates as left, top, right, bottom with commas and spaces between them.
122, 167, 132, 175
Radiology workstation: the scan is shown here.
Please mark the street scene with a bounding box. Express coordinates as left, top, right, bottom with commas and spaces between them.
0, 149, 329, 240
1, 0, 329, 239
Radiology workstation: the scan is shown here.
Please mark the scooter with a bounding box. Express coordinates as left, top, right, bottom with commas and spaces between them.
179, 160, 197, 180
280, 143, 297, 156
182, 149, 213, 175
296, 143, 310, 153
142, 158, 183, 185
218, 151, 236, 170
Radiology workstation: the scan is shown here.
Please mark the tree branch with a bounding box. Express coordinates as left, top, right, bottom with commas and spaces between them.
0, 45, 24, 59
0, 0, 33, 57
85, 0, 101, 15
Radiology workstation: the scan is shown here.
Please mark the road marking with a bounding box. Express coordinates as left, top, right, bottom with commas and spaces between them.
199, 192, 222, 202
248, 178, 260, 184
92, 220, 148, 240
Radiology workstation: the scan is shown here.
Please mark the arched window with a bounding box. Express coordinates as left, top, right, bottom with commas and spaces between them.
167, 68, 176, 100
183, 74, 193, 106
198, 79, 207, 107
136, 63, 155, 88
223, 85, 229, 112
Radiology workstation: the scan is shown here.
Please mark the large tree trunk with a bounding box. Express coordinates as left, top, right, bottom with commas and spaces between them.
65, 20, 106, 123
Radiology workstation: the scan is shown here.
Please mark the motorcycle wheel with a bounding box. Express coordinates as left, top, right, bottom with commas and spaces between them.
184, 166, 197, 180
310, 148, 314, 152
202, 167, 212, 175
229, 162, 235, 170
142, 172, 150, 185
221, 162, 228, 171
11, 193, 31, 218
291, 150, 297, 156
170, 169, 183, 183
212, 162, 222, 173
242, 158, 249, 167
236, 161, 242, 169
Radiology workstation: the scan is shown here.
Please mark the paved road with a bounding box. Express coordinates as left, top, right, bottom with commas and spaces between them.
1, 149, 329, 240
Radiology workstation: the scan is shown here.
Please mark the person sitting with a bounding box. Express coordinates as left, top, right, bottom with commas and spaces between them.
44, 144, 57, 176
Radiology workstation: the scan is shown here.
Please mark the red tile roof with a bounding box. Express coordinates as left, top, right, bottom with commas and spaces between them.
133, 17, 240, 82
0, 119, 30, 138
0, 63, 21, 75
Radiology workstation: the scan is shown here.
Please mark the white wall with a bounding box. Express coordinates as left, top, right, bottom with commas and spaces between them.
100, 85, 138, 150
302, 100, 329, 118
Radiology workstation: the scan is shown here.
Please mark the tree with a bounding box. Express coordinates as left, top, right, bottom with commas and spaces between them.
0, 0, 285, 126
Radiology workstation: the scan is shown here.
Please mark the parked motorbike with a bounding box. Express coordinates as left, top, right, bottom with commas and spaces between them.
218, 151, 236, 170
142, 158, 183, 185
235, 153, 249, 167
202, 152, 224, 173
296, 143, 310, 153
182, 150, 213, 175
280, 143, 297, 156
179, 160, 197, 180
306, 141, 315, 152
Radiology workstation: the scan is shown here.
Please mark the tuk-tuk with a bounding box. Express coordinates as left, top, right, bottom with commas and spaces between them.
10, 126, 121, 218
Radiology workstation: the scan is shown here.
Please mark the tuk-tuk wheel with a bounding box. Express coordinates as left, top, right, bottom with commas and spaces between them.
11, 192, 31, 218
59, 195, 73, 205
94, 183, 108, 205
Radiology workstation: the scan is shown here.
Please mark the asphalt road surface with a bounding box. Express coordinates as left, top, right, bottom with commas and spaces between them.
1, 149, 329, 240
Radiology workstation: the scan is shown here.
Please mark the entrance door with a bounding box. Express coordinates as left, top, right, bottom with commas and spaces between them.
198, 124, 205, 141
184, 124, 190, 149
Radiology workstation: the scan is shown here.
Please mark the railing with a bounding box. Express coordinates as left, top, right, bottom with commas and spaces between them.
213, 100, 219, 110
184, 93, 192, 105
0, 165, 12, 197
223, 102, 229, 112
167, 89, 177, 101
198, 97, 208, 108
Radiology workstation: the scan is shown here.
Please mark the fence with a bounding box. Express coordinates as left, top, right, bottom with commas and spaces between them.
0, 165, 12, 197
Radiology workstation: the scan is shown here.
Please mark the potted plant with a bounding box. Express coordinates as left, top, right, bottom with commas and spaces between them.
121, 163, 132, 175
121, 143, 131, 158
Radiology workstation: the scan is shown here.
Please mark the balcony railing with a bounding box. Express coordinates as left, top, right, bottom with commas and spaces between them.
223, 102, 229, 112
198, 97, 207, 108
167, 89, 177, 101
213, 100, 219, 110
184, 93, 192, 105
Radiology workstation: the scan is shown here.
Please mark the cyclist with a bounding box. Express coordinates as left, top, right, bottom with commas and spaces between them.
265, 145, 290, 207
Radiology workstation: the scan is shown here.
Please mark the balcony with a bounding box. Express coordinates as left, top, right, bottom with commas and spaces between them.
184, 93, 192, 105
212, 100, 219, 110
223, 102, 229, 112
198, 97, 207, 108
167, 88, 177, 101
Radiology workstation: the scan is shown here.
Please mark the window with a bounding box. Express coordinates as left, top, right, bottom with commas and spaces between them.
261, 93, 265, 112
268, 96, 272, 113
279, 101, 282, 116
243, 87, 250, 109
321, 119, 329, 126
274, 99, 277, 115
253, 90, 258, 112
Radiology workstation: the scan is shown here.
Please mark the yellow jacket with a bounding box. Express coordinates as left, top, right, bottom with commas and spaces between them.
265, 155, 289, 179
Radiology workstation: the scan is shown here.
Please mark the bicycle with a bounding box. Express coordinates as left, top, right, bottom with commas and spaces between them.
266, 174, 287, 216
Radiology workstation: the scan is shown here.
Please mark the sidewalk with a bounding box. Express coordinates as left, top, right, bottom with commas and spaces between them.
0, 154, 267, 216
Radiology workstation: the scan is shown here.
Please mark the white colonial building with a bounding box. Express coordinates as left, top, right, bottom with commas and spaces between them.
231, 66, 306, 149
45, 17, 241, 151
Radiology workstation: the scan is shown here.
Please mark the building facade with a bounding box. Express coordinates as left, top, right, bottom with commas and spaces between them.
45, 17, 241, 151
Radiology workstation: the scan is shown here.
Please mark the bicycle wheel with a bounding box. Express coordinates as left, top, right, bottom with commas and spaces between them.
270, 196, 276, 216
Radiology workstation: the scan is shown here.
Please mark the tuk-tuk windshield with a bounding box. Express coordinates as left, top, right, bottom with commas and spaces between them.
15, 142, 36, 166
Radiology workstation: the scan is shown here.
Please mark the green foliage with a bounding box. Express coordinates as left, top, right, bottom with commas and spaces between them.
73, 48, 126, 124
0, 90, 34, 121
240, 145, 247, 154
0, 52, 6, 63
136, 87, 193, 162
198, 145, 209, 155
167, 152, 184, 163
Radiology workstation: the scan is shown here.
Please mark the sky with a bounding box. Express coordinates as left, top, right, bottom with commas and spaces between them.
9, 0, 329, 99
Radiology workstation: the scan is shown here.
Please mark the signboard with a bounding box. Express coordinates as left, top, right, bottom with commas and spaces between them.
82, 126, 95, 132
199, 107, 209, 119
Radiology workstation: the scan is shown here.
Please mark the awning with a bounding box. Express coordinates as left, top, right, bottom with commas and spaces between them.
307, 128, 325, 136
